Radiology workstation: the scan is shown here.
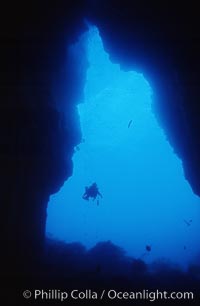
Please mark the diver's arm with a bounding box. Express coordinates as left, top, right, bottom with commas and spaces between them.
98, 191, 103, 198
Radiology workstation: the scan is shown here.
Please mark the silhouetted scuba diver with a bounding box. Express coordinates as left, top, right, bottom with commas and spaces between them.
82, 183, 103, 205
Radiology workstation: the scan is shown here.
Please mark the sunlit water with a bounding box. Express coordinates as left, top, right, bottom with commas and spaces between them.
46, 27, 200, 268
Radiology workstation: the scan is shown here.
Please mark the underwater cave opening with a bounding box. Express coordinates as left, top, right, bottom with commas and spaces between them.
46, 26, 200, 269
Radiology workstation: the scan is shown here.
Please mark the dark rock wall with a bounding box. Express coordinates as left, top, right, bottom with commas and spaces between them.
0, 1, 87, 276
0, 0, 200, 279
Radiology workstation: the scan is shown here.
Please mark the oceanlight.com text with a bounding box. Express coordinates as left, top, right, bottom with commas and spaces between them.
23, 289, 194, 302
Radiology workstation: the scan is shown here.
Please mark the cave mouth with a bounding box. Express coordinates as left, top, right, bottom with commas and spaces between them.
46, 26, 200, 268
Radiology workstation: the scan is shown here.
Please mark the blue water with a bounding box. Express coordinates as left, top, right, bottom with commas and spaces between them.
46, 26, 200, 268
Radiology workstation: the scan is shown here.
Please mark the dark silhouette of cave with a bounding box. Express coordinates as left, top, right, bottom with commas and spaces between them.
1, 1, 200, 305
